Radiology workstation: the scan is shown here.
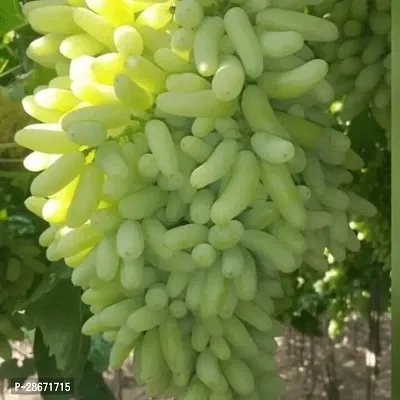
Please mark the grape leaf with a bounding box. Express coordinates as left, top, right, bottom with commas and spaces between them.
15, 261, 71, 310
25, 278, 91, 380
75, 361, 116, 400
0, 0, 25, 36
35, 330, 115, 400
88, 333, 113, 373
0, 358, 35, 387
33, 329, 72, 400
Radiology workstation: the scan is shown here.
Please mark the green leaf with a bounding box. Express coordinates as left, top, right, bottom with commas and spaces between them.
0, 358, 36, 388
88, 333, 113, 373
291, 310, 323, 337
25, 278, 91, 379
16, 262, 71, 309
75, 361, 116, 400
0, 0, 25, 36
33, 329, 71, 400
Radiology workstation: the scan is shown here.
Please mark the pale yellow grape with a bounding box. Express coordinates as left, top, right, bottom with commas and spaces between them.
27, 5, 82, 35
49, 76, 72, 90
171, 28, 195, 56
223, 7, 264, 78
71, 80, 119, 105
221, 355, 254, 396
56, 60, 71, 76
243, 0, 270, 13
30, 150, 85, 197
120, 256, 145, 290
90, 53, 124, 85
68, 0, 85, 5
210, 150, 260, 225
39, 226, 59, 248
56, 224, 103, 258
238, 202, 280, 230
268, 219, 307, 255
23, 152, 60, 172
191, 243, 217, 268
61, 104, 130, 131
26, 34, 65, 68
22, 0, 69, 16
166, 73, 210, 92
199, 260, 226, 318
114, 74, 154, 111
241, 85, 288, 139
135, 25, 171, 53
113, 26, 144, 57
137, 153, 160, 180
191, 117, 215, 138
261, 163, 306, 230
211, 55, 245, 101
208, 220, 244, 250
156, 91, 237, 118
96, 235, 120, 281
41, 198, 68, 223
196, 348, 227, 392
60, 34, 105, 59
193, 17, 225, 77
34, 88, 80, 113
141, 217, 175, 260
66, 121, 107, 147
91, 205, 123, 233
116, 220, 145, 260
164, 224, 209, 250
145, 119, 179, 178
190, 139, 239, 189
258, 59, 328, 99
259, 31, 304, 58
174, 0, 204, 29
180, 137, 213, 164
24, 196, 47, 218
251, 132, 295, 164
189, 188, 215, 224
145, 284, 169, 310
124, 56, 167, 94
256, 8, 339, 42
69, 55, 96, 82
153, 48, 193, 73
66, 164, 104, 228
86, 0, 134, 26
135, 3, 173, 30
73, 7, 116, 49
157, 171, 184, 191
22, 96, 64, 123
119, 186, 168, 220
95, 141, 130, 180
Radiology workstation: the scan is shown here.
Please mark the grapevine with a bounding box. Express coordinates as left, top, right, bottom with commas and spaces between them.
11, 0, 380, 399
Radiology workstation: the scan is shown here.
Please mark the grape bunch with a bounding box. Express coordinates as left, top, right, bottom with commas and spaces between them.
311, 0, 391, 136
15, 0, 378, 398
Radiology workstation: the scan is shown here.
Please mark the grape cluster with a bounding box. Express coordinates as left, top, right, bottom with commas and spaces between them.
311, 0, 391, 135
15, 0, 377, 398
